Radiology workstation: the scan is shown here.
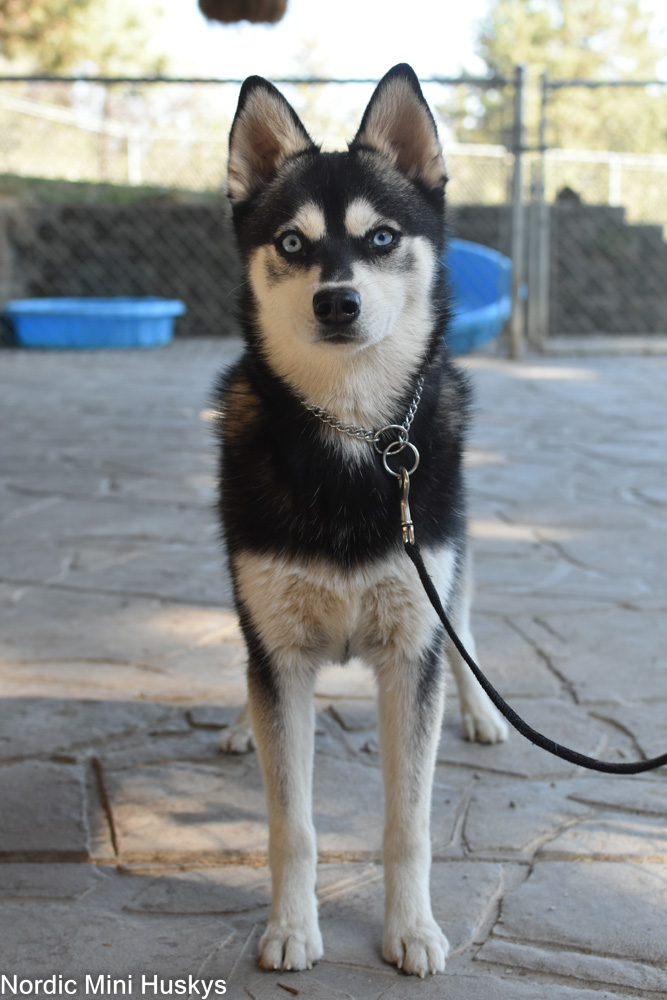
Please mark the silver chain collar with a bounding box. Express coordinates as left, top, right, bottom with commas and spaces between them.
302, 374, 425, 545
302, 374, 425, 452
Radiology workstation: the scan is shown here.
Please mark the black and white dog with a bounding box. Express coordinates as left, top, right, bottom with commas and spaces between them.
216, 64, 507, 978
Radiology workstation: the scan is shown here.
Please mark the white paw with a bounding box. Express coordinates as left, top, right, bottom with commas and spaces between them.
218, 706, 255, 754
383, 917, 449, 977
259, 919, 323, 971
461, 692, 509, 744
218, 723, 255, 753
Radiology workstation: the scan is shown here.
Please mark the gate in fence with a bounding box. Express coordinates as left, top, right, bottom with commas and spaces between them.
525, 74, 667, 350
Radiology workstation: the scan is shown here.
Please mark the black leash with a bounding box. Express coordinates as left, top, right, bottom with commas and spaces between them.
304, 378, 667, 774
404, 538, 667, 775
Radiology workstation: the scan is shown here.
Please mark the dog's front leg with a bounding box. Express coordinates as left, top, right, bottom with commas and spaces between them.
247, 658, 323, 972
376, 640, 449, 977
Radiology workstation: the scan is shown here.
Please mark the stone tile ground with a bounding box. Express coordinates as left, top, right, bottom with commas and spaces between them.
1, 340, 667, 999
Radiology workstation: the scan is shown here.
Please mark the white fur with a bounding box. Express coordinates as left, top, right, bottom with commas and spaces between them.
379, 662, 449, 977
218, 703, 255, 753
250, 663, 322, 971
234, 544, 455, 975
229, 545, 506, 975
234, 544, 456, 671
344, 198, 396, 237
447, 555, 509, 745
281, 202, 327, 242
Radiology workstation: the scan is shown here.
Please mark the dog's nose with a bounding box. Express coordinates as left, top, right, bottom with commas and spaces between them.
313, 288, 361, 324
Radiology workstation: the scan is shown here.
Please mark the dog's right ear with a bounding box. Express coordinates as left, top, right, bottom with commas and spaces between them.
228, 77, 317, 204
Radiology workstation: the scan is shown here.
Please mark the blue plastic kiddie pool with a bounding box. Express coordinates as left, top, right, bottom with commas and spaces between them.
445, 239, 512, 355
4, 297, 186, 349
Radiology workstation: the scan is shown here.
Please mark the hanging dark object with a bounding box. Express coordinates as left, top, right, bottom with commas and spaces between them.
198, 0, 288, 24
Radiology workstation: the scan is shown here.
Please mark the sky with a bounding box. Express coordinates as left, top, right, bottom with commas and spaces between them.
154, 0, 492, 79
153, 0, 667, 82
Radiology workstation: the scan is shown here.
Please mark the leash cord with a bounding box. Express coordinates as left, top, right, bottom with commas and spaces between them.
404, 540, 667, 774
304, 385, 666, 774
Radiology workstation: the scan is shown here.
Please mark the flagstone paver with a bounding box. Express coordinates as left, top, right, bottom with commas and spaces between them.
1, 340, 667, 999
481, 859, 667, 965
0, 760, 89, 860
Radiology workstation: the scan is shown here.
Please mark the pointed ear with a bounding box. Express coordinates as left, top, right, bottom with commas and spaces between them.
228, 76, 317, 203
350, 64, 446, 192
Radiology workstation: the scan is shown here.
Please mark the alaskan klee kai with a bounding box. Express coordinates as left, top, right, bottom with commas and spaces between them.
216, 64, 507, 978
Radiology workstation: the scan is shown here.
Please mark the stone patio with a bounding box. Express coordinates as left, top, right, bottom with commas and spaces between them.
1, 339, 666, 999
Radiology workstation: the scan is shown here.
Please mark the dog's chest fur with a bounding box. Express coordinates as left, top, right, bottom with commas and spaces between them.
234, 544, 457, 671
216, 355, 470, 570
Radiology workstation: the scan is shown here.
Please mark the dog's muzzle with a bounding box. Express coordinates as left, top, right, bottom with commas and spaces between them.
313, 287, 361, 327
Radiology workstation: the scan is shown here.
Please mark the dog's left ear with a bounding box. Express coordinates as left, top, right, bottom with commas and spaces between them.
350, 64, 446, 193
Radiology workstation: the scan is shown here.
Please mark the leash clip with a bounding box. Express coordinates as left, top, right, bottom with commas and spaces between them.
379, 433, 420, 546
399, 467, 415, 546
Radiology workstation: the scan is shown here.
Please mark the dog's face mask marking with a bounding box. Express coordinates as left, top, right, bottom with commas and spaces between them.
344, 199, 390, 238
249, 200, 435, 350
228, 65, 448, 419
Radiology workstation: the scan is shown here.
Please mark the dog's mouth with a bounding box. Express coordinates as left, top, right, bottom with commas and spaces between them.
314, 326, 362, 345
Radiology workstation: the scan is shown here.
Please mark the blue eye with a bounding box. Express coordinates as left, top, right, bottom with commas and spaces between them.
372, 228, 395, 247
281, 232, 303, 253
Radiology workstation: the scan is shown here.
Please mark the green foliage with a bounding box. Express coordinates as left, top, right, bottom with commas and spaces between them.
478, 0, 660, 81
457, 0, 667, 153
0, 0, 89, 68
0, 0, 168, 74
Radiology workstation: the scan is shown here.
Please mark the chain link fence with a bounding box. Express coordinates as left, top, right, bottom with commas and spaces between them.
0, 74, 518, 341
527, 77, 667, 344
4, 72, 667, 349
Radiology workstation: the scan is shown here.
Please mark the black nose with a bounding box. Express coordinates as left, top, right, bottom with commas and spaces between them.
313, 287, 361, 324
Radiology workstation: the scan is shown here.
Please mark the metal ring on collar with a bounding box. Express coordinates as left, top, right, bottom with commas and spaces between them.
382, 440, 420, 478
373, 424, 409, 454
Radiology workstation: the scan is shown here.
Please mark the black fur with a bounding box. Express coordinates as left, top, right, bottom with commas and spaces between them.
216, 351, 470, 570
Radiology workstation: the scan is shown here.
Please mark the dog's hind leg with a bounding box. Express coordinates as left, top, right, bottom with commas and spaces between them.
447, 555, 508, 744
374, 637, 450, 977
218, 703, 255, 754
247, 656, 323, 972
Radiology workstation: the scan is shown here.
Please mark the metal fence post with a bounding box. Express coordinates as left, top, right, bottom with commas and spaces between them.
526, 160, 542, 347
529, 70, 551, 349
509, 64, 527, 358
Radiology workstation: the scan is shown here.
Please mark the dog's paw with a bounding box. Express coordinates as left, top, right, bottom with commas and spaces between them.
218, 724, 255, 753
218, 706, 255, 754
383, 918, 449, 977
461, 692, 509, 745
259, 919, 324, 972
